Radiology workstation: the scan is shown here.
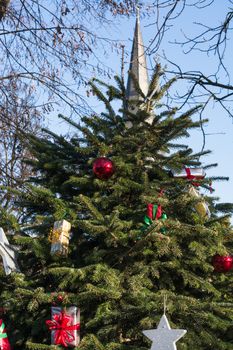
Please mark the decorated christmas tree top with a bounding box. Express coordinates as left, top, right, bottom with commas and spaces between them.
0, 9, 233, 350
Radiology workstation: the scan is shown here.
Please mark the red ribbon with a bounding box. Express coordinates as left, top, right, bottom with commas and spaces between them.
185, 168, 201, 187
185, 168, 196, 180
46, 311, 80, 347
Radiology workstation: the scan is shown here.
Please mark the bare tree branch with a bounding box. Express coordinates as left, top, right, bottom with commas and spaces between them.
0, 0, 139, 116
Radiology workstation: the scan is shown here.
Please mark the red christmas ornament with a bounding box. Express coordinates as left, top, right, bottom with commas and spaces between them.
93, 157, 115, 180
212, 254, 233, 273
57, 295, 64, 303
51, 293, 67, 305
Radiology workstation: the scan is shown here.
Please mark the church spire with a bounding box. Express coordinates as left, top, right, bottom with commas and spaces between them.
126, 7, 149, 101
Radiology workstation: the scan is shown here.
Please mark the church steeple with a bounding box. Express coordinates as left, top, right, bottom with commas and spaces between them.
126, 7, 149, 101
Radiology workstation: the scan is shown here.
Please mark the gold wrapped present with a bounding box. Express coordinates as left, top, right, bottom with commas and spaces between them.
49, 220, 71, 256
189, 186, 210, 218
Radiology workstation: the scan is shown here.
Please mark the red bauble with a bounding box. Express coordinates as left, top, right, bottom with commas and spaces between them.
57, 294, 64, 303
93, 157, 115, 180
212, 254, 233, 273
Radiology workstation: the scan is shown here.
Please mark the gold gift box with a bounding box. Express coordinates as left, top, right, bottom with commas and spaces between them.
50, 220, 71, 256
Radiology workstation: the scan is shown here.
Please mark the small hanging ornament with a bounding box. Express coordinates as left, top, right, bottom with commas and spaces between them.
49, 220, 71, 256
143, 313, 187, 350
57, 295, 64, 303
93, 157, 115, 180
46, 306, 80, 348
170, 167, 206, 186
0, 319, 11, 350
212, 254, 233, 273
142, 204, 167, 234
51, 292, 68, 306
188, 186, 210, 218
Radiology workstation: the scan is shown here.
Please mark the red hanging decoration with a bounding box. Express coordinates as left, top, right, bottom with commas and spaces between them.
57, 294, 65, 303
46, 308, 80, 348
143, 203, 167, 235
0, 319, 11, 350
51, 292, 68, 306
171, 168, 206, 187
147, 204, 162, 221
212, 255, 233, 273
93, 157, 115, 180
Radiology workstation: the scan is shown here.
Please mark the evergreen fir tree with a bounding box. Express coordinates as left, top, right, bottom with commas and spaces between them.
1, 13, 233, 350
0, 62, 232, 350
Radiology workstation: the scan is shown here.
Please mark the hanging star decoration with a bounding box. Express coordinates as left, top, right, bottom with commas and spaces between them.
143, 314, 187, 350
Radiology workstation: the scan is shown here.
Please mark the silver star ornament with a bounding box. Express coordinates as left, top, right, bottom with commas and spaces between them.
143, 314, 187, 350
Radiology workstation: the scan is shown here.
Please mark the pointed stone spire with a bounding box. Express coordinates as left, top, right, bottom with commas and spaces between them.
126, 7, 149, 101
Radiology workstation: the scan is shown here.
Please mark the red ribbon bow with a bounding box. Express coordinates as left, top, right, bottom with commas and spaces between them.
46, 311, 80, 347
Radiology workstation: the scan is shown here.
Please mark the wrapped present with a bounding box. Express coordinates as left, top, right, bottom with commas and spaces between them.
142, 204, 167, 234
0, 228, 20, 275
189, 186, 210, 218
46, 306, 80, 348
0, 319, 11, 350
170, 167, 206, 180
50, 220, 71, 256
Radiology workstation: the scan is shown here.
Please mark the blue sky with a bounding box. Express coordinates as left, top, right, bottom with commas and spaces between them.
48, 1, 233, 210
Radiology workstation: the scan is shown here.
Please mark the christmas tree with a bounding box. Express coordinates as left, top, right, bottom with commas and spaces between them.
0, 14, 233, 350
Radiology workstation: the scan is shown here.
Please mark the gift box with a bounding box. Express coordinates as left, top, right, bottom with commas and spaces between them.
46, 306, 80, 348
170, 167, 206, 180
0, 319, 11, 350
189, 186, 210, 218
50, 220, 71, 256
142, 204, 167, 234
